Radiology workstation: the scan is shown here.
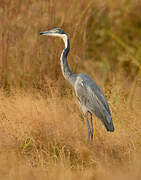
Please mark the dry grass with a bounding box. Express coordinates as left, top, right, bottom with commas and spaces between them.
0, 87, 141, 179
0, 0, 141, 179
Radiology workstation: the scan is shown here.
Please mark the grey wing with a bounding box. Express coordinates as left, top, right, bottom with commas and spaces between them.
76, 74, 111, 114
75, 74, 114, 130
90, 80, 111, 116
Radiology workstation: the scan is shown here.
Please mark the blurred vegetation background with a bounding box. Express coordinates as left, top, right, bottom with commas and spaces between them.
0, 0, 141, 179
0, 0, 141, 93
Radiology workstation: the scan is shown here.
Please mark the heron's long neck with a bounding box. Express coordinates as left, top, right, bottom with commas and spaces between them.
60, 35, 74, 85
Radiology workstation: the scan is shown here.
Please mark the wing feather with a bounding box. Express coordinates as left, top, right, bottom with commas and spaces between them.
75, 74, 112, 123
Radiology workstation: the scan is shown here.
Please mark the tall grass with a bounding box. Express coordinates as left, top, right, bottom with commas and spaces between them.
0, 0, 141, 90
0, 0, 141, 179
0, 89, 140, 179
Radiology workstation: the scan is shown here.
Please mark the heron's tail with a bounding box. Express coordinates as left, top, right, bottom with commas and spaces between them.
106, 122, 114, 132
104, 113, 114, 132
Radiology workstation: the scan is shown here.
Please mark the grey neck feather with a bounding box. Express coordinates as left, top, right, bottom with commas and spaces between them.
60, 34, 76, 86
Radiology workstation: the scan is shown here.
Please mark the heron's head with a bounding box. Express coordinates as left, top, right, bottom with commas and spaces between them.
40, 28, 66, 38
40, 28, 68, 47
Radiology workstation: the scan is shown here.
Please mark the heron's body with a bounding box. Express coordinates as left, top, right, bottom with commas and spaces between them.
40, 28, 114, 140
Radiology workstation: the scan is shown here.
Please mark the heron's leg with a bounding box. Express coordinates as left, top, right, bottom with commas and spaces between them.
85, 112, 91, 141
90, 112, 94, 140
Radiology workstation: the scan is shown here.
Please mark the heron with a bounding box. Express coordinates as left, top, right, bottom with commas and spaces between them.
40, 28, 114, 141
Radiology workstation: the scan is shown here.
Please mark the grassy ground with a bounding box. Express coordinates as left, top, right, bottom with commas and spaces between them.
0, 89, 141, 179
0, 0, 141, 179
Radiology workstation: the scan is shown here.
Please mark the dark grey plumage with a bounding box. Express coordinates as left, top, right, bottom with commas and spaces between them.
40, 28, 114, 140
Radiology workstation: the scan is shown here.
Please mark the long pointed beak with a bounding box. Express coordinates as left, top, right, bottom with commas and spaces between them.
39, 30, 53, 36
39, 32, 45, 35
40, 31, 48, 35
